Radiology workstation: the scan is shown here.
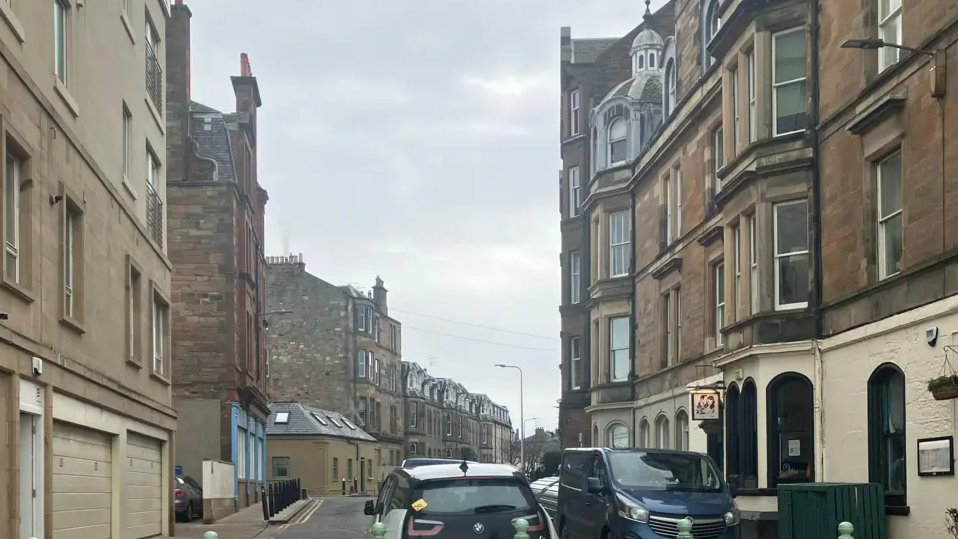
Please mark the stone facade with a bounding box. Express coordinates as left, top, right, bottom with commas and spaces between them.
0, 0, 176, 536
265, 257, 404, 481
166, 1, 269, 510
401, 361, 512, 463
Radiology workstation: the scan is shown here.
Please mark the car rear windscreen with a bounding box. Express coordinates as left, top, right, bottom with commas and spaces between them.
413, 478, 536, 515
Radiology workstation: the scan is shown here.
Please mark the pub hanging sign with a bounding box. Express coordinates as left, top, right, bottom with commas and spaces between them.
690, 390, 720, 421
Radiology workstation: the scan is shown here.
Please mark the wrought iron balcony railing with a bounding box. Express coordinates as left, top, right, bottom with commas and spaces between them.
146, 182, 164, 245
145, 47, 163, 114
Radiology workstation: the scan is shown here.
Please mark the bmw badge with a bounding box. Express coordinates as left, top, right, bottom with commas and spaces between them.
473, 522, 485, 534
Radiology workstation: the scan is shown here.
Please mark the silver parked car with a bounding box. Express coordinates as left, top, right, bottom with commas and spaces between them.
529, 476, 559, 520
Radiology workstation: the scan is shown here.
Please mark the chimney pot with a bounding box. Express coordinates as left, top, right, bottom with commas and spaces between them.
240, 53, 252, 76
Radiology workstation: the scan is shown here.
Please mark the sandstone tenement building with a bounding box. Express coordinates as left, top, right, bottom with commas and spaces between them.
165, 0, 269, 510
0, 0, 175, 537
265, 255, 405, 481
559, 0, 958, 535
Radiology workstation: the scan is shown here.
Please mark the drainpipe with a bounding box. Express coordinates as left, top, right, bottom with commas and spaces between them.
809, 0, 826, 481
629, 188, 638, 447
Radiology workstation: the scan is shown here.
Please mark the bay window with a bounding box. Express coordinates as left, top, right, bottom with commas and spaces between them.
609, 119, 627, 165
773, 200, 809, 310
772, 28, 808, 136
609, 211, 629, 278
714, 262, 725, 345
610, 316, 629, 382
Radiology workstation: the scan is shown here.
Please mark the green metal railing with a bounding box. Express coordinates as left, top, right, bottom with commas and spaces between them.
192, 517, 858, 539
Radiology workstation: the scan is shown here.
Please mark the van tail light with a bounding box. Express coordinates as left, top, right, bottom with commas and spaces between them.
518, 512, 545, 532
174, 489, 185, 498
406, 518, 444, 537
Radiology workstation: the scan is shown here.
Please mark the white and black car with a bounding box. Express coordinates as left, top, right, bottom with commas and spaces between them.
363, 462, 558, 539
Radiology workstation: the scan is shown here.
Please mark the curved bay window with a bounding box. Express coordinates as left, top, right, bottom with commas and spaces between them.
655, 415, 670, 448
608, 423, 629, 448
868, 364, 906, 507
724, 382, 758, 487
675, 409, 689, 451
766, 373, 814, 486
639, 419, 650, 448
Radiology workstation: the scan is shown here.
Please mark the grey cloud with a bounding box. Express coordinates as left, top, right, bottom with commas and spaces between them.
187, 0, 654, 430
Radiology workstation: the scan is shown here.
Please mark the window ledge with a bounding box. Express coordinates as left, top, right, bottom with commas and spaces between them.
127, 357, 143, 369
150, 370, 171, 385
1, 279, 35, 303
886, 505, 910, 517
120, 12, 136, 45
144, 96, 164, 134
60, 315, 86, 335
54, 80, 80, 118
0, 1, 26, 43
121, 174, 138, 199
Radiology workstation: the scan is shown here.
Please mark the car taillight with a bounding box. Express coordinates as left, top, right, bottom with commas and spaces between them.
406, 517, 445, 536
174, 489, 185, 497
517, 511, 545, 532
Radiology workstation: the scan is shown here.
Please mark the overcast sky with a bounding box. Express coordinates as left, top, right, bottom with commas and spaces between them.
188, 0, 652, 432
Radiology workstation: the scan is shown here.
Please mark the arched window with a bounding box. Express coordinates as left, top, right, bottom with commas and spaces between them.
638, 54, 645, 69
725, 383, 740, 479
665, 60, 677, 116
593, 424, 599, 446
675, 409, 689, 450
655, 415, 670, 448
702, 0, 721, 69
766, 373, 814, 487
639, 419, 650, 447
608, 423, 629, 448
868, 364, 906, 507
608, 119, 627, 165
649, 52, 656, 69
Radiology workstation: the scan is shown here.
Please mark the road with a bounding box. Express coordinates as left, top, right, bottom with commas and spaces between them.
275, 496, 373, 539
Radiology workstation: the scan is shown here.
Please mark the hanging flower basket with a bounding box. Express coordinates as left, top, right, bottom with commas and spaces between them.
699, 420, 722, 434
928, 375, 958, 400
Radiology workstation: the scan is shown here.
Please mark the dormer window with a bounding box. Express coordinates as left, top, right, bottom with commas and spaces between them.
649, 53, 656, 68
665, 60, 677, 115
638, 55, 645, 70
609, 118, 627, 165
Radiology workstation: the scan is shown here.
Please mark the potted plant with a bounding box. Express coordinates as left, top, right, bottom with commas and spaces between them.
928, 375, 958, 400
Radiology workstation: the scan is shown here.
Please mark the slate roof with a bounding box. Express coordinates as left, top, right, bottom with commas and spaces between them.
267, 402, 376, 442
571, 38, 618, 63
189, 100, 236, 183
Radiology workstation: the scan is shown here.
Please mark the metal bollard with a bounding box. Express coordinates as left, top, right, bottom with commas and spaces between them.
838, 522, 854, 539
203, 532, 219, 539
371, 521, 387, 539
268, 483, 276, 517
342, 477, 346, 495
261, 486, 269, 521
512, 518, 529, 539
676, 518, 693, 539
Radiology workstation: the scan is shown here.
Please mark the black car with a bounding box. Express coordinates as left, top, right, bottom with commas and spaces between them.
363, 462, 555, 539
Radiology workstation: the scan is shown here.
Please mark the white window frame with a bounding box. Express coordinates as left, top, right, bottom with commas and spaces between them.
663, 292, 672, 364
773, 200, 810, 310
357, 350, 367, 378
5, 150, 20, 283
713, 126, 724, 192
122, 106, 132, 180
570, 336, 581, 390
570, 250, 581, 304
610, 316, 629, 382
570, 90, 581, 136
608, 119, 627, 166
732, 226, 742, 320
665, 176, 673, 243
409, 402, 417, 428
675, 169, 683, 237
148, 150, 161, 188
609, 211, 629, 278
445, 414, 452, 436
656, 416, 671, 449
749, 216, 759, 314
152, 298, 165, 375
675, 288, 682, 360
54, 0, 67, 84
64, 211, 75, 318
732, 67, 740, 151
877, 150, 903, 280
771, 27, 807, 137
878, 0, 902, 71
747, 51, 756, 142
666, 60, 677, 116
715, 262, 725, 346
569, 166, 581, 217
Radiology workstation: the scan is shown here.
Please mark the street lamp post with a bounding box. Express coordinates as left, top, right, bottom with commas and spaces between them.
495, 364, 524, 472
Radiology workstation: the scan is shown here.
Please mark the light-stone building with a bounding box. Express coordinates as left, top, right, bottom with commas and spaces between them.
0, 0, 175, 537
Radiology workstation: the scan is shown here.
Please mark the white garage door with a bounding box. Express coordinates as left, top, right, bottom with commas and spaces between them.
124, 432, 163, 538
52, 421, 113, 539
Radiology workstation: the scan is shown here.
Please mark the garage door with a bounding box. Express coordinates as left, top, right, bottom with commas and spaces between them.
52, 421, 112, 539
124, 432, 163, 538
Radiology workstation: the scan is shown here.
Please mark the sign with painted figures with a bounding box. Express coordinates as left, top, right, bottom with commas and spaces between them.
690, 391, 720, 421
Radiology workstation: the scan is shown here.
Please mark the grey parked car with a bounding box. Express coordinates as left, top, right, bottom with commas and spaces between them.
529, 476, 559, 520
174, 475, 203, 522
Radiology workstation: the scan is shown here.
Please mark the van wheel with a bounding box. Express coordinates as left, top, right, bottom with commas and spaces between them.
559, 523, 569, 539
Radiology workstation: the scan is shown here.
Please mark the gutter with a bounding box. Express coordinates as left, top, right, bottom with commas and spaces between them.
629, 188, 638, 447
809, 0, 826, 481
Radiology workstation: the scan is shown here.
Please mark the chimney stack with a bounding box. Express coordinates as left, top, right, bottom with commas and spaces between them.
166, 0, 192, 182
560, 27, 572, 63
373, 276, 388, 315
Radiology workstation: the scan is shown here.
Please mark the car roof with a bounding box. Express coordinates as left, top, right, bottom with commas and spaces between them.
401, 458, 464, 467
400, 462, 523, 482
563, 447, 705, 456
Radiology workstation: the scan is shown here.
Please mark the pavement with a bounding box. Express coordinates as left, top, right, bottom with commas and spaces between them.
171, 497, 322, 539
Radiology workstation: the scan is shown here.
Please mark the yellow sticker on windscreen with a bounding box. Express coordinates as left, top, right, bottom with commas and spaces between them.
411, 499, 428, 511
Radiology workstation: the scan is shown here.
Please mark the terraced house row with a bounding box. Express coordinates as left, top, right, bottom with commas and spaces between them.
558, 0, 958, 536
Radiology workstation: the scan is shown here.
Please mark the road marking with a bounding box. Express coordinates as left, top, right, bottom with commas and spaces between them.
290, 499, 323, 526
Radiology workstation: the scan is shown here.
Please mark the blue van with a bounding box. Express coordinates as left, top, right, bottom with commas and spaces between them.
556, 448, 739, 539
